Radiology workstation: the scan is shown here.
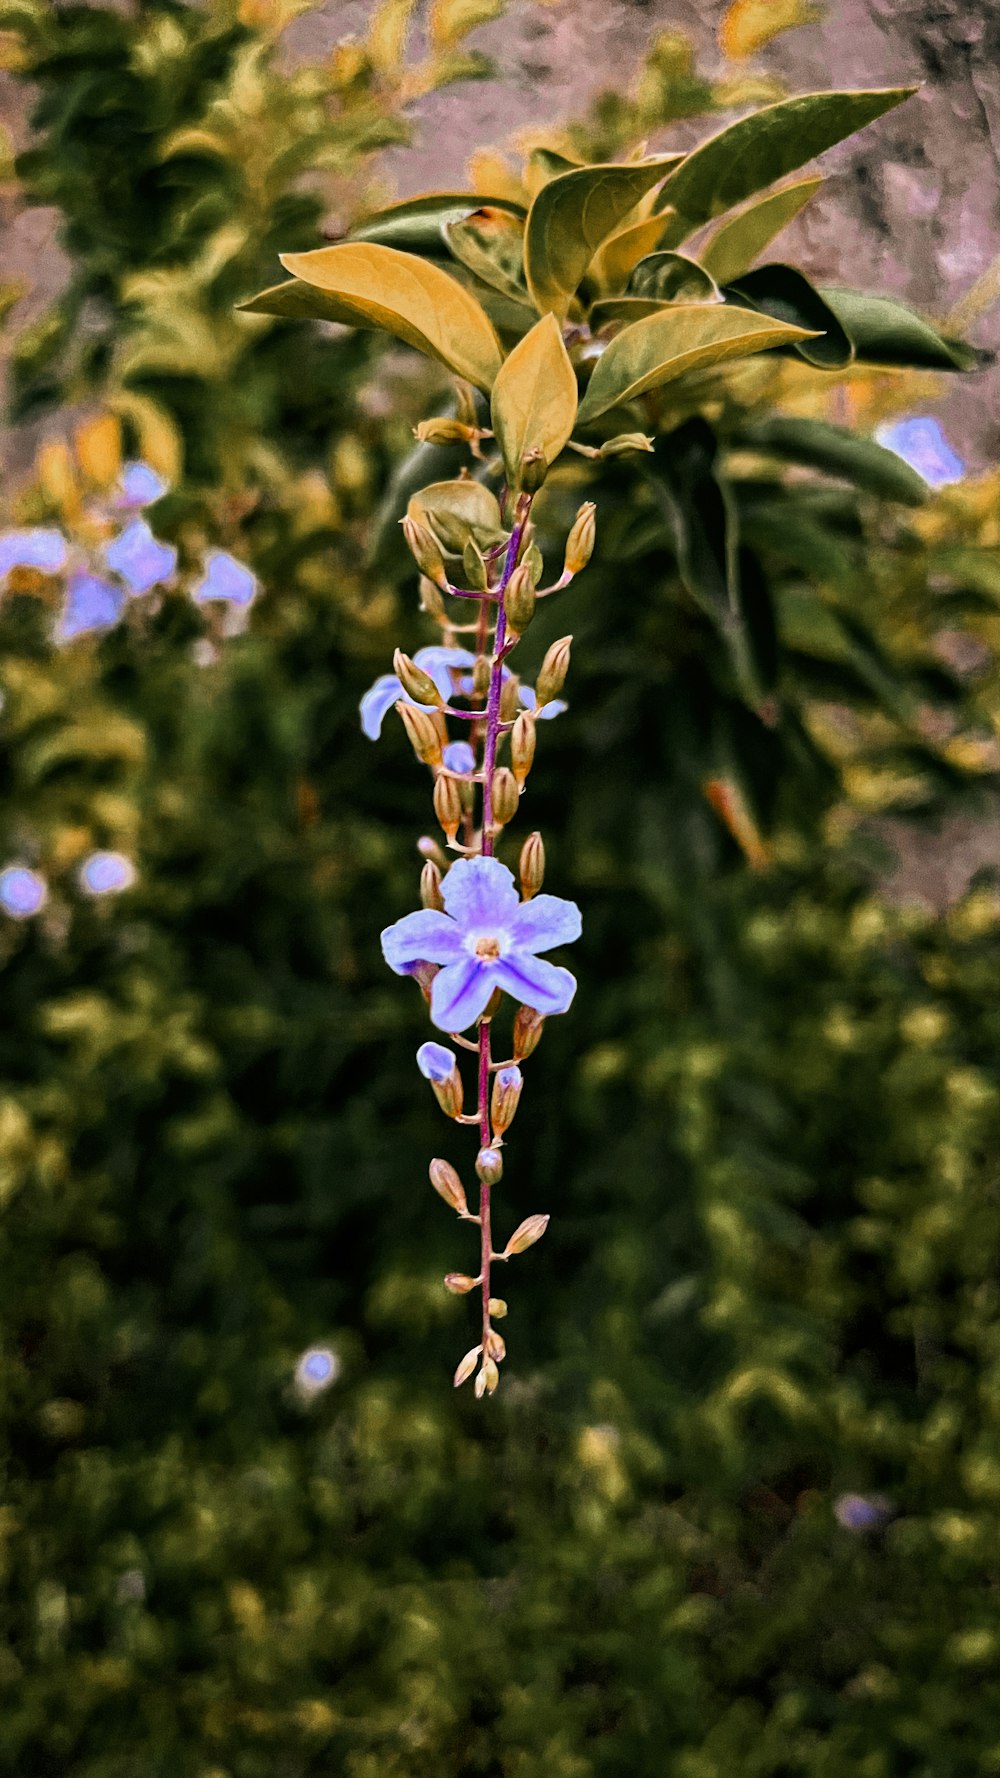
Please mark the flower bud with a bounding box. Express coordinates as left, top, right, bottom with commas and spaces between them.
472, 654, 491, 697
453, 1344, 482, 1387
510, 712, 536, 787
433, 770, 463, 842
503, 1213, 549, 1257
421, 859, 445, 911
401, 515, 449, 591
462, 537, 488, 591
513, 1004, 545, 1060
520, 447, 548, 493
499, 675, 522, 723
394, 648, 443, 707
491, 1064, 523, 1134
488, 1297, 508, 1318
419, 574, 445, 619
413, 417, 480, 446
417, 1041, 463, 1117
598, 432, 654, 458
519, 831, 545, 899
490, 766, 519, 828
476, 1146, 503, 1185
564, 504, 596, 576
418, 835, 447, 868
429, 1157, 468, 1215
444, 1272, 479, 1294
503, 562, 536, 635
535, 635, 572, 708
485, 1327, 506, 1362
397, 702, 444, 768
475, 1356, 500, 1396
522, 541, 544, 585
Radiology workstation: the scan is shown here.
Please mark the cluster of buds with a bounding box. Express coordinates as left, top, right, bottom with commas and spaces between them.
369, 454, 598, 1395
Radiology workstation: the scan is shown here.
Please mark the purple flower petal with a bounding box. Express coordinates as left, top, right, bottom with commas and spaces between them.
104, 520, 177, 593
360, 675, 406, 740
443, 740, 476, 775
0, 865, 47, 918
381, 907, 465, 973
440, 855, 520, 930
508, 892, 582, 954
494, 954, 577, 1016
874, 416, 965, 488
430, 958, 495, 1032
193, 550, 257, 608
519, 685, 568, 721
413, 644, 476, 701
57, 572, 125, 640
79, 851, 135, 896
0, 528, 68, 577
116, 461, 168, 509
417, 1040, 456, 1081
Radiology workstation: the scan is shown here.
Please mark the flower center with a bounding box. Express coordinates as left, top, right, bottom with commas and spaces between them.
474, 934, 502, 961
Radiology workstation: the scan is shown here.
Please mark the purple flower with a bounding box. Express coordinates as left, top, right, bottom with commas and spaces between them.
0, 865, 47, 918
0, 528, 68, 578
382, 854, 580, 1032
115, 461, 168, 509
875, 416, 965, 488
57, 572, 126, 640
295, 1345, 339, 1395
360, 646, 475, 740
79, 850, 136, 896
417, 1040, 457, 1081
834, 1493, 893, 1532
495, 1064, 521, 1091
519, 684, 568, 721
443, 740, 476, 775
104, 519, 177, 593
192, 550, 257, 608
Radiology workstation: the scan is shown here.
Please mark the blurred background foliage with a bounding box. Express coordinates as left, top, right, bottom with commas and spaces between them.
0, 1, 999, 1773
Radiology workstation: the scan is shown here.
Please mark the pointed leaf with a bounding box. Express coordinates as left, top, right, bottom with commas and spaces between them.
817, 287, 988, 371
278, 244, 503, 391
590, 213, 678, 290
629, 251, 721, 304
700, 177, 823, 283
655, 88, 915, 234
350, 190, 525, 250
724, 263, 852, 366
589, 297, 674, 329
719, 0, 824, 60
446, 207, 527, 302
737, 418, 929, 503
576, 303, 817, 423
525, 147, 583, 198
239, 277, 368, 326
490, 313, 578, 487
524, 156, 684, 319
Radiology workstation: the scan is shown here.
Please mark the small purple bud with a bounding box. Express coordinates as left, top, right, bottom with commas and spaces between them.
79, 850, 136, 896
443, 740, 476, 776
834, 1493, 892, 1532
491, 1063, 523, 1133
0, 866, 47, 919
417, 1041, 457, 1083
295, 1345, 340, 1395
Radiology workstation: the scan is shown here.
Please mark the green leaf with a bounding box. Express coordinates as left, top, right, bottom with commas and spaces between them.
737, 417, 929, 503
446, 206, 527, 303
628, 251, 721, 304
349, 191, 525, 251
490, 313, 578, 487
407, 478, 507, 554
723, 264, 853, 367
277, 243, 503, 391
524, 156, 684, 320
816, 288, 988, 371
239, 278, 364, 326
576, 303, 818, 424
588, 297, 674, 329
655, 88, 915, 235
700, 177, 823, 284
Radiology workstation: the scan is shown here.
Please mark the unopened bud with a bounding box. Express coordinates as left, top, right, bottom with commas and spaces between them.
419, 574, 445, 619
519, 831, 545, 899
510, 712, 536, 787
476, 1146, 503, 1185
488, 1297, 508, 1318
398, 702, 444, 767
421, 859, 445, 910
453, 1344, 482, 1387
472, 655, 491, 697
499, 675, 522, 723
417, 1041, 464, 1117
413, 417, 483, 447
513, 1004, 545, 1060
490, 766, 519, 828
503, 562, 536, 635
503, 1212, 549, 1257
535, 635, 572, 707
433, 770, 463, 841
418, 835, 447, 868
564, 503, 596, 575
444, 1272, 479, 1295
394, 648, 443, 707
462, 537, 488, 591
429, 1157, 468, 1215
491, 1064, 523, 1134
401, 515, 449, 591
520, 447, 548, 493
522, 541, 544, 585
485, 1327, 506, 1362
474, 1356, 500, 1396
598, 432, 654, 458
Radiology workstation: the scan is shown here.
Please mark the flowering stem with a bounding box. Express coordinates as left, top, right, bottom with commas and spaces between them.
478, 1013, 493, 1351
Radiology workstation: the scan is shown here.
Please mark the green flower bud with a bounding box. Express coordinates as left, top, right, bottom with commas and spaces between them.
503, 1213, 549, 1257
397, 702, 444, 767
421, 859, 445, 911
598, 432, 655, 458
462, 537, 489, 591
510, 712, 536, 788
394, 648, 443, 707
433, 770, 463, 841
563, 503, 596, 576
401, 515, 449, 591
476, 1147, 503, 1185
503, 562, 536, 635
430, 1158, 467, 1214
535, 635, 572, 707
513, 1004, 545, 1060
519, 831, 545, 899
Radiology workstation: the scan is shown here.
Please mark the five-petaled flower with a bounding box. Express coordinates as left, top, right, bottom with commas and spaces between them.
382, 854, 580, 1032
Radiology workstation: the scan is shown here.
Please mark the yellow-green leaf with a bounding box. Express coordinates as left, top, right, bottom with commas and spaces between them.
655, 89, 915, 237
429, 0, 506, 51
719, 0, 824, 60
590, 213, 678, 292
446, 207, 527, 303
408, 480, 507, 554
490, 313, 578, 486
576, 304, 818, 424
700, 177, 823, 284
524, 156, 684, 321
278, 243, 503, 391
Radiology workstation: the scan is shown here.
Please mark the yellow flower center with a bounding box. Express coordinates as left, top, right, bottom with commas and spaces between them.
474, 935, 501, 961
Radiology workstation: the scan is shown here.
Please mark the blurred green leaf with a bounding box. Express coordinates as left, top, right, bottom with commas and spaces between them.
737, 417, 929, 504
577, 303, 816, 422
724, 263, 853, 367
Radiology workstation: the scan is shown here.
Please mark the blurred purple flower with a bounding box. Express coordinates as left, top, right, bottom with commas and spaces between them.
115, 461, 168, 509
360, 645, 475, 740
57, 572, 126, 640
295, 1345, 339, 1395
834, 1493, 893, 1532
382, 854, 580, 1032
104, 519, 177, 593
79, 851, 136, 896
193, 550, 257, 608
0, 528, 68, 578
0, 865, 47, 918
875, 416, 965, 488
